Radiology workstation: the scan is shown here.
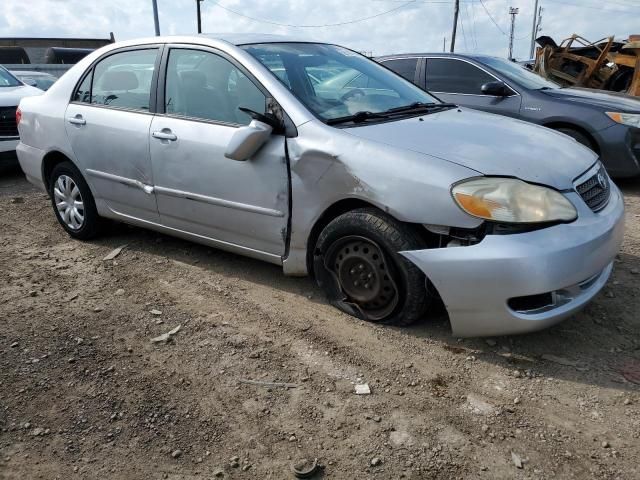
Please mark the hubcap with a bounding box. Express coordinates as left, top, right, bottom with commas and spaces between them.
53, 175, 85, 230
330, 237, 398, 320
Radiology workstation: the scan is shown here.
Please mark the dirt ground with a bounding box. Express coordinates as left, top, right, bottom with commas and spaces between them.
0, 164, 639, 480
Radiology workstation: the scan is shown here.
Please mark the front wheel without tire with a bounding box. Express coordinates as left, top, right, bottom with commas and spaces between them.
313, 208, 430, 326
49, 161, 103, 240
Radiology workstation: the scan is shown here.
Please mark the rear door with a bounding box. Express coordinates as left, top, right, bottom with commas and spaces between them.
65, 47, 161, 222
425, 57, 522, 116
149, 46, 289, 258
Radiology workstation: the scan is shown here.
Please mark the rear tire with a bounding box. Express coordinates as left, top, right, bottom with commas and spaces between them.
313, 208, 430, 326
49, 161, 102, 240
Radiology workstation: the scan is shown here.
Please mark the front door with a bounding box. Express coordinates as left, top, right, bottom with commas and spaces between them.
424, 57, 522, 117
65, 47, 160, 222
149, 46, 289, 257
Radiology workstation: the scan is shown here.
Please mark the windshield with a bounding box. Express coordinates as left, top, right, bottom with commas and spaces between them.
0, 67, 22, 87
241, 43, 440, 123
480, 56, 560, 90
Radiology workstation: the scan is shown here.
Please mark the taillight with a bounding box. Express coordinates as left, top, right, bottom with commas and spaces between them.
16, 107, 22, 125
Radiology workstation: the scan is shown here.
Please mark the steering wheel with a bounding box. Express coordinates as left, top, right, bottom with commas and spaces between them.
340, 88, 365, 102
104, 94, 118, 105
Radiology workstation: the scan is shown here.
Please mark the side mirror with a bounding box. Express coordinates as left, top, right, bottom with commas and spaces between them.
481, 81, 510, 97
23, 77, 38, 87
224, 120, 273, 161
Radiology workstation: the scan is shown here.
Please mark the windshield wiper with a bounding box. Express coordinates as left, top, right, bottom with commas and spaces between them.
383, 102, 458, 115
326, 111, 389, 126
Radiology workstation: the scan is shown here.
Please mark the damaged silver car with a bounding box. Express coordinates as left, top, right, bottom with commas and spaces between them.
16, 35, 625, 337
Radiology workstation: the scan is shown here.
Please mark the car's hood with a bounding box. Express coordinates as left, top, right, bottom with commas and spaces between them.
540, 87, 640, 112
342, 108, 597, 190
0, 85, 43, 106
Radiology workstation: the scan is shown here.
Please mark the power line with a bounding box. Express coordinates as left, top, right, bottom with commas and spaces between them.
459, 7, 469, 51
210, 0, 423, 28
465, 0, 478, 51
478, 0, 508, 36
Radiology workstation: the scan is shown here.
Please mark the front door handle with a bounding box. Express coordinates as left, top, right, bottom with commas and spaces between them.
68, 115, 86, 125
152, 130, 177, 141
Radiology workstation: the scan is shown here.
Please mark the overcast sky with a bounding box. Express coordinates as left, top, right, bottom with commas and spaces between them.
2, 0, 639, 59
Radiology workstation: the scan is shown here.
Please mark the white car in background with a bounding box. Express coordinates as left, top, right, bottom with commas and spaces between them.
11, 70, 58, 91
0, 65, 42, 166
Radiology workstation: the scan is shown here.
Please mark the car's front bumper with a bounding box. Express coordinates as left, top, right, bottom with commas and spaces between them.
596, 123, 640, 178
401, 183, 625, 338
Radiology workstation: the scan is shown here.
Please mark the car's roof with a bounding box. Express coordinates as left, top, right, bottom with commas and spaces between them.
376, 52, 502, 63
201, 33, 313, 45
104, 33, 320, 52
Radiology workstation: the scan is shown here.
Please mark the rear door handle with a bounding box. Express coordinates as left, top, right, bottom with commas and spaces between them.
68, 115, 86, 125
152, 130, 177, 141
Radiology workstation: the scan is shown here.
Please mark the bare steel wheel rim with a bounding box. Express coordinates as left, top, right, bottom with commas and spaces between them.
53, 175, 85, 230
329, 236, 399, 321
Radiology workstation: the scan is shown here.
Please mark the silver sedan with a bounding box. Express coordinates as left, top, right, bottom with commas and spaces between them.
16, 34, 624, 337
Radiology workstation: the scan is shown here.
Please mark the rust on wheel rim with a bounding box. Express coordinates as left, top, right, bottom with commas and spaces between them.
328, 236, 399, 321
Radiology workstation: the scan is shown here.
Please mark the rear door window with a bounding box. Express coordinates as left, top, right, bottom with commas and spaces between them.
426, 58, 495, 95
86, 49, 158, 110
382, 58, 418, 82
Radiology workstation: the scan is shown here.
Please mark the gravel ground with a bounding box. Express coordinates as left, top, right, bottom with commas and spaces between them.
0, 165, 639, 479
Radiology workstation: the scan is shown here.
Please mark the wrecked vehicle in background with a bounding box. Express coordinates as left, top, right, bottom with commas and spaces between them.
533, 34, 640, 96
16, 34, 624, 337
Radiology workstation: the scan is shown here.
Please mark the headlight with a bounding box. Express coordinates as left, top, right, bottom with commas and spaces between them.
452, 177, 577, 223
606, 112, 640, 128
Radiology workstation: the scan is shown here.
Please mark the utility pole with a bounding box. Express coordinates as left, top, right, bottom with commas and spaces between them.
151, 0, 160, 36
508, 7, 519, 60
530, 5, 543, 58
529, 0, 540, 59
443, 37, 446, 52
196, 0, 204, 34
450, 0, 460, 53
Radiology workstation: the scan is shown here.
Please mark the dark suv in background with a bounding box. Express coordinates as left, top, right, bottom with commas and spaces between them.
378, 53, 640, 178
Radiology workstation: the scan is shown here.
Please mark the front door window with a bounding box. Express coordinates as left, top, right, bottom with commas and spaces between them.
426, 58, 495, 95
164, 49, 267, 125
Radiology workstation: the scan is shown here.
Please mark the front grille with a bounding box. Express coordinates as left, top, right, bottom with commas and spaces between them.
576, 166, 610, 212
0, 106, 19, 137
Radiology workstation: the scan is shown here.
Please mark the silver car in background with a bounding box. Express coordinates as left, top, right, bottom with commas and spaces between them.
0, 65, 42, 164
16, 35, 624, 337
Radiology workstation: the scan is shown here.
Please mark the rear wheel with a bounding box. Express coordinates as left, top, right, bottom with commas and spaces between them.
49, 161, 102, 240
313, 208, 430, 326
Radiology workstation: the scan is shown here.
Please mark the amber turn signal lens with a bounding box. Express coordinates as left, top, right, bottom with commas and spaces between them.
454, 193, 496, 218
